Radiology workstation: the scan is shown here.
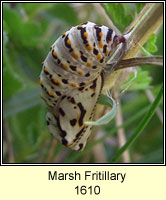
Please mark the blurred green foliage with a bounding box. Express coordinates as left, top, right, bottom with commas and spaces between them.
3, 3, 163, 163
104, 3, 134, 32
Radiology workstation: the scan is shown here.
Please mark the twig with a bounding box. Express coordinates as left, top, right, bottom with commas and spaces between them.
3, 121, 14, 163
36, 138, 50, 163
45, 138, 57, 163
115, 97, 130, 163
93, 131, 107, 163
54, 149, 69, 163
107, 56, 163, 70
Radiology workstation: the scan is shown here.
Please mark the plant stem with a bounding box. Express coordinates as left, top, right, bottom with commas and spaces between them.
104, 3, 163, 89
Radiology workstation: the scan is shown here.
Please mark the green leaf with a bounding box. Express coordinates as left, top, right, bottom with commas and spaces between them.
155, 26, 163, 55
3, 88, 42, 118
8, 104, 48, 162
120, 68, 152, 91
3, 67, 23, 101
3, 5, 42, 46
145, 34, 158, 53
21, 3, 54, 19
104, 3, 133, 32
45, 3, 79, 25
98, 93, 114, 107
21, 3, 79, 25
3, 31, 24, 100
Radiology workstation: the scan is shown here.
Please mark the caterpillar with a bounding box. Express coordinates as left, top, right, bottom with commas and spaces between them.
40, 21, 126, 151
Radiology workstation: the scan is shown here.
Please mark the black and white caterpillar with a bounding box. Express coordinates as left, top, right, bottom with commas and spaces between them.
40, 21, 126, 151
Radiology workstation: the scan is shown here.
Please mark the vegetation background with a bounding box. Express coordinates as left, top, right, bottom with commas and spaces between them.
3, 3, 163, 163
